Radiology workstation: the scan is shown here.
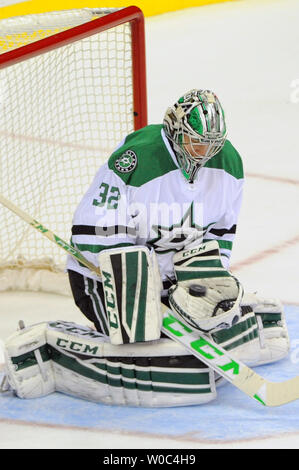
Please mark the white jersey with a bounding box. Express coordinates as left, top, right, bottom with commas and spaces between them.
67, 125, 244, 283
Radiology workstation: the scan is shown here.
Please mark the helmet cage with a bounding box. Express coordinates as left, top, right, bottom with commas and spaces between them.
163, 90, 227, 181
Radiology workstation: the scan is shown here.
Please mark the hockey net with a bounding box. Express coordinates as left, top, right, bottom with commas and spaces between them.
0, 7, 147, 295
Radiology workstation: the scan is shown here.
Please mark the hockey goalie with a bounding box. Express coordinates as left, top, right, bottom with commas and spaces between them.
2, 89, 290, 407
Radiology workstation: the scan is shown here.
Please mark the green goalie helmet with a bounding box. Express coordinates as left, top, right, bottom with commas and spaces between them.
163, 89, 227, 182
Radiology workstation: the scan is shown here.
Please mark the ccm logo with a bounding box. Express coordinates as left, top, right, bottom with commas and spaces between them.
182, 246, 206, 257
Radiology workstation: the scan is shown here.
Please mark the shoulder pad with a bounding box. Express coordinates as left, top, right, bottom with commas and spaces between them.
108, 124, 177, 187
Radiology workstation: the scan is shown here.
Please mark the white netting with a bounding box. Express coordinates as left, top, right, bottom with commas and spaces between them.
0, 9, 137, 293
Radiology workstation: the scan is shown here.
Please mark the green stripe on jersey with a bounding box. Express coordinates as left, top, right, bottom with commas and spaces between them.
72, 241, 134, 254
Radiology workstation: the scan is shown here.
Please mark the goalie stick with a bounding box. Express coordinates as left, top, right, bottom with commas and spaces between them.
161, 309, 299, 407
1, 192, 299, 407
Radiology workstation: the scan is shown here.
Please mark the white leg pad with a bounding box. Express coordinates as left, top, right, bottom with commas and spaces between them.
3, 322, 55, 398
3, 320, 217, 407
47, 321, 217, 407
233, 293, 290, 366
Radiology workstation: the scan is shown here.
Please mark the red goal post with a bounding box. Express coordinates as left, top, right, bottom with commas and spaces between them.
0, 6, 147, 130
0, 6, 148, 294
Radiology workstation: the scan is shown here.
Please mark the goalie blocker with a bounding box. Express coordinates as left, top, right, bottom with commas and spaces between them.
68, 245, 162, 345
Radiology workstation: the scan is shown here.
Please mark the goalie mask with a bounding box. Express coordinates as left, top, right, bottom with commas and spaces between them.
163, 89, 227, 182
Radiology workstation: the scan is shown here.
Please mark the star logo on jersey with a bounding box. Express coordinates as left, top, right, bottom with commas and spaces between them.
148, 202, 215, 253
115, 150, 137, 173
